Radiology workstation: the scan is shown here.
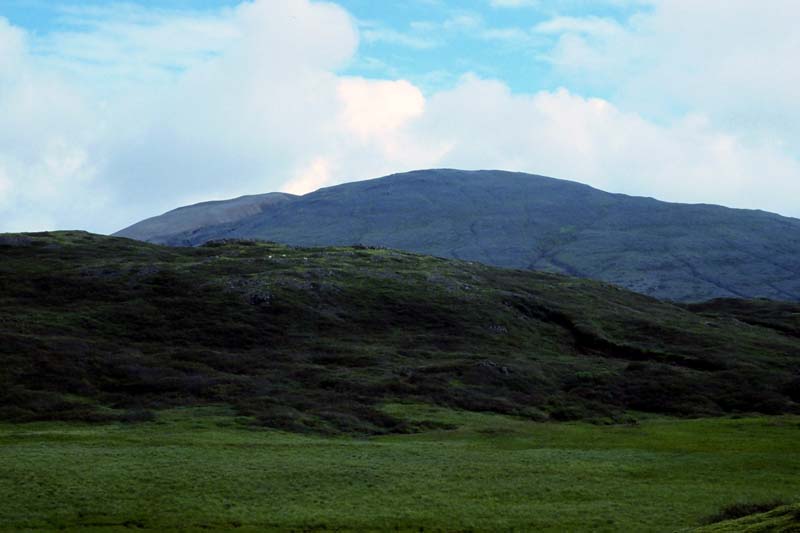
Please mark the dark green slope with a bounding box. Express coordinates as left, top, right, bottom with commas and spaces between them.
115, 169, 800, 302
2, 231, 799, 434
687, 298, 800, 340
692, 502, 800, 532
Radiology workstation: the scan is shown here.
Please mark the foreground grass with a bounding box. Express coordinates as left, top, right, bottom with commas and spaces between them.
1, 406, 799, 532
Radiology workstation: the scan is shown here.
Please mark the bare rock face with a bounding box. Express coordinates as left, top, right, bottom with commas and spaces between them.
115, 169, 800, 302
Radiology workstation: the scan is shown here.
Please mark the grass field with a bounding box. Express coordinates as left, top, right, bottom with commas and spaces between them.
1, 405, 799, 532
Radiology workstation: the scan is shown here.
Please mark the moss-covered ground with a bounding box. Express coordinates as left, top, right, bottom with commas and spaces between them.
1, 406, 799, 532
693, 503, 800, 532
2, 231, 800, 531
2, 232, 799, 433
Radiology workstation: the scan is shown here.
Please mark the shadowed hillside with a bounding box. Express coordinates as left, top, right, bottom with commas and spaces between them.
2, 231, 799, 433
693, 502, 800, 532
116, 169, 800, 302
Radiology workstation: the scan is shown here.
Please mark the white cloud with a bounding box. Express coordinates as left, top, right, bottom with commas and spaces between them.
480, 27, 533, 42
0, 15, 105, 232
37, 6, 239, 87
359, 24, 438, 49
282, 157, 333, 195
442, 14, 483, 31
537, 0, 800, 145
1, 0, 799, 235
535, 16, 623, 36
415, 76, 800, 213
0, 17, 24, 74
0, 0, 363, 231
0, 166, 12, 206
489, 0, 538, 7
337, 78, 425, 141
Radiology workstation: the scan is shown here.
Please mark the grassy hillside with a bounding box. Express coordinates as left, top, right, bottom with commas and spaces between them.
687, 298, 800, 340
692, 502, 800, 532
116, 169, 800, 302
1, 231, 799, 433
2, 407, 799, 532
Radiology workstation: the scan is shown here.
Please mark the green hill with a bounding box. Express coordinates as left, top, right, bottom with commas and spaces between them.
115, 169, 800, 302
2, 231, 799, 433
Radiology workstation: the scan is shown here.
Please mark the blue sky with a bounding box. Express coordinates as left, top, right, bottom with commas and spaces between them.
2, 0, 645, 96
0, 1, 798, 232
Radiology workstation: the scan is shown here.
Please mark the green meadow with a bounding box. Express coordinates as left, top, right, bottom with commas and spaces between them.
2, 406, 799, 532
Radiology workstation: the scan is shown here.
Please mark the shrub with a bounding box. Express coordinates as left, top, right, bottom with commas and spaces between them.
702, 500, 789, 525
119, 408, 156, 424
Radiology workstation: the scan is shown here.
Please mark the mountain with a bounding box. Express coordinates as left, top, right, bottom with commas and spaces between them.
2, 231, 798, 433
117, 192, 296, 243
115, 169, 800, 302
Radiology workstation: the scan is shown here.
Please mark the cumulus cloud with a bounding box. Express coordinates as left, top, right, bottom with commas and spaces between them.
0, 0, 799, 234
282, 157, 333, 195
0, 16, 103, 231
0, 17, 24, 73
337, 78, 425, 141
0, 1, 364, 231
416, 76, 800, 211
537, 0, 800, 145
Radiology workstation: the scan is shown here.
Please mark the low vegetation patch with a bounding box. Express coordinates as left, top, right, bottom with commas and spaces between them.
701, 500, 790, 525
1, 231, 800, 433
693, 502, 800, 532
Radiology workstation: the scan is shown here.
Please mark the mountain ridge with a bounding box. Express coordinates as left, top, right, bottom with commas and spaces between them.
115, 169, 800, 302
118, 191, 297, 243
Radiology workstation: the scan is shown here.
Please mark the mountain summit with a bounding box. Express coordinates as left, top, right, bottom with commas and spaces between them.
116, 169, 800, 302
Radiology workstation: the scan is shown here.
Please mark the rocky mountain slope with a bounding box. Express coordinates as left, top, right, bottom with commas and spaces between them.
115, 169, 800, 302
117, 192, 296, 242
2, 232, 799, 434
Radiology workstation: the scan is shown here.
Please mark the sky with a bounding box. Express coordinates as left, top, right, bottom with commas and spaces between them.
1, 0, 799, 233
